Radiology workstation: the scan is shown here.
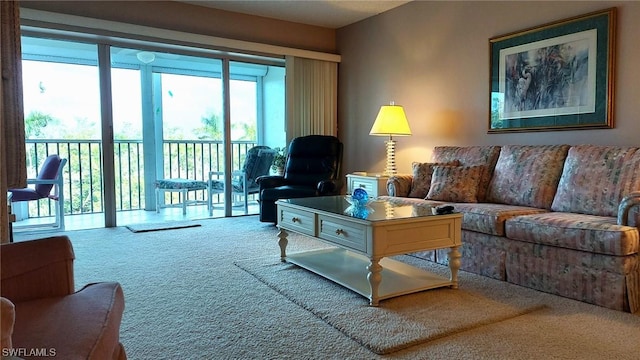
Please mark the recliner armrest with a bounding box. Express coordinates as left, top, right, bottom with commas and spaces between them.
1, 236, 75, 302
256, 175, 287, 189
617, 191, 640, 226
317, 179, 342, 195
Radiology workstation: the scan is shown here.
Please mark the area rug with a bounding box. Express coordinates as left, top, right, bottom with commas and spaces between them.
125, 221, 201, 233
235, 255, 546, 355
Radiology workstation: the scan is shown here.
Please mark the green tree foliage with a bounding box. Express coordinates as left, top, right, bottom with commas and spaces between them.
237, 122, 256, 141
25, 111, 55, 138
25, 108, 259, 216
64, 117, 100, 140
195, 112, 222, 140
194, 112, 256, 141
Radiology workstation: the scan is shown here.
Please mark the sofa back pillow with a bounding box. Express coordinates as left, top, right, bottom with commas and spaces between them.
486, 145, 569, 209
407, 161, 460, 198
426, 165, 483, 203
551, 145, 640, 217
432, 146, 500, 202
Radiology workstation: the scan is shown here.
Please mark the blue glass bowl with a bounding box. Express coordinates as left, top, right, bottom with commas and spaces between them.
345, 196, 372, 207
351, 188, 369, 206
344, 204, 372, 219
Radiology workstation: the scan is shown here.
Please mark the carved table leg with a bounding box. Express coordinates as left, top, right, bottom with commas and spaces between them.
367, 257, 383, 306
277, 227, 289, 262
448, 245, 461, 289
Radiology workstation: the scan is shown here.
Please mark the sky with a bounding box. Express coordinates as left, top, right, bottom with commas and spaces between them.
22, 60, 256, 140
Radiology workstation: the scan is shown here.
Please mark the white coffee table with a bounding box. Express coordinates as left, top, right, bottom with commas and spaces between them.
276, 196, 462, 306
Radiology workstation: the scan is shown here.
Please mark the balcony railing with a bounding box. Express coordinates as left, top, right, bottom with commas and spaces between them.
22, 139, 258, 219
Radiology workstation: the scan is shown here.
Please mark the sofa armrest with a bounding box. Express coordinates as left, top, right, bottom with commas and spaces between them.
1, 236, 75, 302
387, 175, 413, 197
617, 191, 640, 226
1, 297, 15, 350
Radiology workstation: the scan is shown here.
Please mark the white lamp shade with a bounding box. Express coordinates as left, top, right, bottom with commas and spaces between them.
369, 104, 412, 136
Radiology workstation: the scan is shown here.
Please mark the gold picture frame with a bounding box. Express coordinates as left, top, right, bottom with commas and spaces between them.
489, 8, 616, 133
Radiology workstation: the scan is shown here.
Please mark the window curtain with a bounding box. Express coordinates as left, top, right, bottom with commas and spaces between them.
285, 56, 338, 142
1, 0, 26, 242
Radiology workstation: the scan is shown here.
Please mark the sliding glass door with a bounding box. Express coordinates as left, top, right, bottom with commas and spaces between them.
152, 66, 224, 220
20, 33, 285, 230
21, 37, 106, 229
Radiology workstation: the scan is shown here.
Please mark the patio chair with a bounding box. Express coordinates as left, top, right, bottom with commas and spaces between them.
8, 154, 67, 231
208, 146, 276, 216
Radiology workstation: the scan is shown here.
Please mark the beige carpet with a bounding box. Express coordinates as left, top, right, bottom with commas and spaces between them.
236, 256, 544, 354
14, 216, 640, 359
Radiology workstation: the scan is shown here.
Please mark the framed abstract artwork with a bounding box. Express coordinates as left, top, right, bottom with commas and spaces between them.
489, 8, 616, 133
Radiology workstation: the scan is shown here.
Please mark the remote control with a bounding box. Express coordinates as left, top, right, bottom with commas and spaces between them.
436, 205, 455, 215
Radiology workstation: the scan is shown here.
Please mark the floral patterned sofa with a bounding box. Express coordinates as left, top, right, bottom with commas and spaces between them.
381, 145, 640, 313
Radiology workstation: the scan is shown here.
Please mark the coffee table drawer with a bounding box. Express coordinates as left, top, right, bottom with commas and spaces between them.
279, 207, 315, 236
318, 215, 367, 252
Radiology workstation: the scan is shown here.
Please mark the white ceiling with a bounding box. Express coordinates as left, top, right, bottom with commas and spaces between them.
179, 0, 411, 29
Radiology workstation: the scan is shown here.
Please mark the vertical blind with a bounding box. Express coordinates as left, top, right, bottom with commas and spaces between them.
285, 55, 338, 142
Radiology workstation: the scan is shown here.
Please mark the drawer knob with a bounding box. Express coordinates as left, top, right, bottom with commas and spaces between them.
335, 229, 344, 235
291, 217, 300, 223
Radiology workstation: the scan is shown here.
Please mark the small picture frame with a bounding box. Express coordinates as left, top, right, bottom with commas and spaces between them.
489, 8, 616, 133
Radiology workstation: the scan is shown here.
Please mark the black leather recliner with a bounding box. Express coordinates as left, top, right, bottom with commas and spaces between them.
257, 135, 343, 223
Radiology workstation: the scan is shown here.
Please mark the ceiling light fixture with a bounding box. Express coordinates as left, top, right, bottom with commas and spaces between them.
136, 51, 155, 64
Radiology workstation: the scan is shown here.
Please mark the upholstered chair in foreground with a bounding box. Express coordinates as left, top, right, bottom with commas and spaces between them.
1, 236, 127, 359
257, 135, 343, 223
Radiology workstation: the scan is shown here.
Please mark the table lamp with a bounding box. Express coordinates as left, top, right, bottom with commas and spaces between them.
369, 102, 412, 176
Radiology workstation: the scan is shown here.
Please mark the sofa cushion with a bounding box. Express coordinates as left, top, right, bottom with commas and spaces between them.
407, 161, 460, 198
451, 203, 548, 236
379, 196, 547, 236
155, 178, 208, 190
486, 145, 569, 209
505, 212, 639, 256
378, 195, 446, 208
551, 145, 640, 217
427, 165, 483, 203
432, 146, 501, 202
11, 282, 125, 360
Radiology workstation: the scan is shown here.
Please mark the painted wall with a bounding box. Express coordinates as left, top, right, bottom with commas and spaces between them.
20, 1, 336, 53
337, 1, 640, 176
21, 1, 640, 178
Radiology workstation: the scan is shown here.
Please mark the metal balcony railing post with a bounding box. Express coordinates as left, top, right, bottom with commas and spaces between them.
24, 139, 256, 220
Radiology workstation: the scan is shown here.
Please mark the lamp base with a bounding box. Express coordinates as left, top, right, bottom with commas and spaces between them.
384, 139, 397, 176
